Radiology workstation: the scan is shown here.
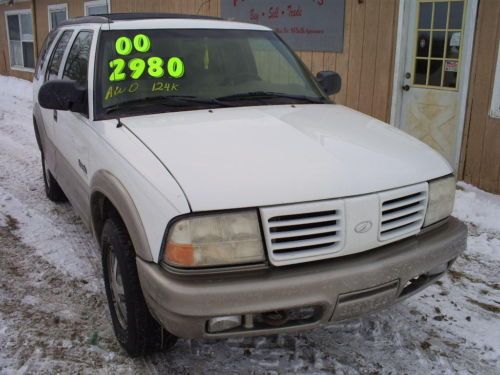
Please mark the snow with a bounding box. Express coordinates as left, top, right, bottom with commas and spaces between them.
0, 74, 499, 374
454, 181, 500, 234
0, 189, 99, 290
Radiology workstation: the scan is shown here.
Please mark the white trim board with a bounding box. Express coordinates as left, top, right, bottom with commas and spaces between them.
490, 41, 500, 118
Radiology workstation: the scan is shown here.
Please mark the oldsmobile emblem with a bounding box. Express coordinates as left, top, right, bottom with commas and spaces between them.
354, 221, 373, 233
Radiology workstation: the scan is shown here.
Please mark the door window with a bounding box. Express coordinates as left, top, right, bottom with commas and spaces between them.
34, 30, 59, 79
46, 30, 73, 81
62, 31, 93, 85
412, 0, 465, 89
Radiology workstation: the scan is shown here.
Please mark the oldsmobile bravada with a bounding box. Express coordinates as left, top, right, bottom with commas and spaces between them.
32, 13, 467, 356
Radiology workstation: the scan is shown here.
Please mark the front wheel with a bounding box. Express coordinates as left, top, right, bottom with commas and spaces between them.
101, 216, 177, 357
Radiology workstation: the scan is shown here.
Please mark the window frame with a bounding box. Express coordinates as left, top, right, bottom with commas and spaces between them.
48, 3, 69, 31
60, 28, 96, 118
4, 9, 35, 72
410, 0, 467, 91
45, 28, 74, 82
34, 29, 60, 80
84, 0, 110, 16
62, 30, 94, 85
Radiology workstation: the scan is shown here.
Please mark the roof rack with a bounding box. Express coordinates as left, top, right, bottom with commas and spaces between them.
58, 12, 223, 26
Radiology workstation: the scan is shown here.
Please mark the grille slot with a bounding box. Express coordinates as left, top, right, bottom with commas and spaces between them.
379, 189, 427, 241
260, 201, 345, 266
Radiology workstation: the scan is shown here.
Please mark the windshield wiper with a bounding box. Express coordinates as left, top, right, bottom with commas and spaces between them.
216, 91, 327, 104
105, 95, 231, 114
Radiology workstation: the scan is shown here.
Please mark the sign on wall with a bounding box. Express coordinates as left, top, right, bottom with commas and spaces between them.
221, 0, 345, 52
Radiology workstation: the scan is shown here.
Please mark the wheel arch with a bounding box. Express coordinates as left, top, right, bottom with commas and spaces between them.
91, 169, 153, 262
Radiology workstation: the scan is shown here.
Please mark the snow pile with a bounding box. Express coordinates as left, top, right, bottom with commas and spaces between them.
454, 181, 500, 234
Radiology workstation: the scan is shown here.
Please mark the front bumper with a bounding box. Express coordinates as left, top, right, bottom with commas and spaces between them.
137, 217, 467, 339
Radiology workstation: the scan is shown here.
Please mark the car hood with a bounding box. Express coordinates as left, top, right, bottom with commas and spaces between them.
122, 104, 452, 211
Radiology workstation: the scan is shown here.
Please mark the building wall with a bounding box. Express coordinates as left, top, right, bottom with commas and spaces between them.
459, 0, 500, 194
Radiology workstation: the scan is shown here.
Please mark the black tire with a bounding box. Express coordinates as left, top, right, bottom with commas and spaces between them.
41, 151, 67, 202
101, 215, 177, 357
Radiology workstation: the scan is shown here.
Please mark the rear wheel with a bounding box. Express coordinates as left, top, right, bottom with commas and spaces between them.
41, 151, 67, 202
101, 215, 177, 357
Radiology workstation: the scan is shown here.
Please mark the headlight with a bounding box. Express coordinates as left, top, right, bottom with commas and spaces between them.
163, 210, 265, 268
424, 175, 456, 227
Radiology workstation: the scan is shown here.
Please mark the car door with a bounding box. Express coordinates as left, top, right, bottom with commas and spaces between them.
39, 29, 73, 175
54, 29, 95, 223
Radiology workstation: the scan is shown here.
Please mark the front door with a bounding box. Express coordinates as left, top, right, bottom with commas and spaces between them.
55, 29, 95, 224
399, 0, 473, 167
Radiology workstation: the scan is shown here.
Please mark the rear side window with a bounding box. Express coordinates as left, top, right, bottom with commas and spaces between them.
62, 31, 93, 85
34, 30, 58, 79
46, 30, 73, 81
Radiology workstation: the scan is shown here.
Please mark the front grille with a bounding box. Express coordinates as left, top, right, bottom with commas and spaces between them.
379, 187, 428, 241
260, 200, 345, 266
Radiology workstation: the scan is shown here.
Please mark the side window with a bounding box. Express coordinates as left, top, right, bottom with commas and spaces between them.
45, 30, 73, 81
34, 30, 58, 79
62, 31, 93, 86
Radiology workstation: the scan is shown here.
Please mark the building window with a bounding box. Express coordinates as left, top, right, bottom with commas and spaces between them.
5, 10, 34, 70
84, 0, 110, 16
48, 4, 68, 31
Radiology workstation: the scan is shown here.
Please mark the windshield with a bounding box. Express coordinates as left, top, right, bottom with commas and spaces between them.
94, 29, 328, 119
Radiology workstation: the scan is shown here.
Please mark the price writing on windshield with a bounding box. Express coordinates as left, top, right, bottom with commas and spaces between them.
109, 34, 185, 81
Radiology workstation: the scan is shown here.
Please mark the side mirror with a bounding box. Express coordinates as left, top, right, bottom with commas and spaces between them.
316, 71, 341, 96
38, 80, 87, 114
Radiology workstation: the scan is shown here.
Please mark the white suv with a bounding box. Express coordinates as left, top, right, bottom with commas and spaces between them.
33, 13, 466, 357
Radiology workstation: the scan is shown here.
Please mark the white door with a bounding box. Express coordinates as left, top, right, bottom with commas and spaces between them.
54, 29, 95, 223
399, 0, 474, 167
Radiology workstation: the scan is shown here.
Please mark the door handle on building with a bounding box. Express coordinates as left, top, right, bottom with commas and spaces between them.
53, 110, 57, 122
402, 85, 410, 91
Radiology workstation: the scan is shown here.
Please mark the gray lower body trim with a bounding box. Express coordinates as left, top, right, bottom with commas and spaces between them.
137, 217, 467, 339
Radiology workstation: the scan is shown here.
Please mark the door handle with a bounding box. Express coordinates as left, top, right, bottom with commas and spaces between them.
53, 110, 57, 122
402, 85, 410, 91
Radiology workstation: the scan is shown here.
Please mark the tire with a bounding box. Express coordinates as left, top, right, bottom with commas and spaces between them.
41, 151, 67, 202
101, 215, 177, 357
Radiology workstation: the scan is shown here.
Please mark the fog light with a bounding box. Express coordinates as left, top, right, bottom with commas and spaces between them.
207, 315, 242, 333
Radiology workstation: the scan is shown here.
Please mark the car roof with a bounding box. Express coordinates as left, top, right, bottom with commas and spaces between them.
58, 12, 271, 31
